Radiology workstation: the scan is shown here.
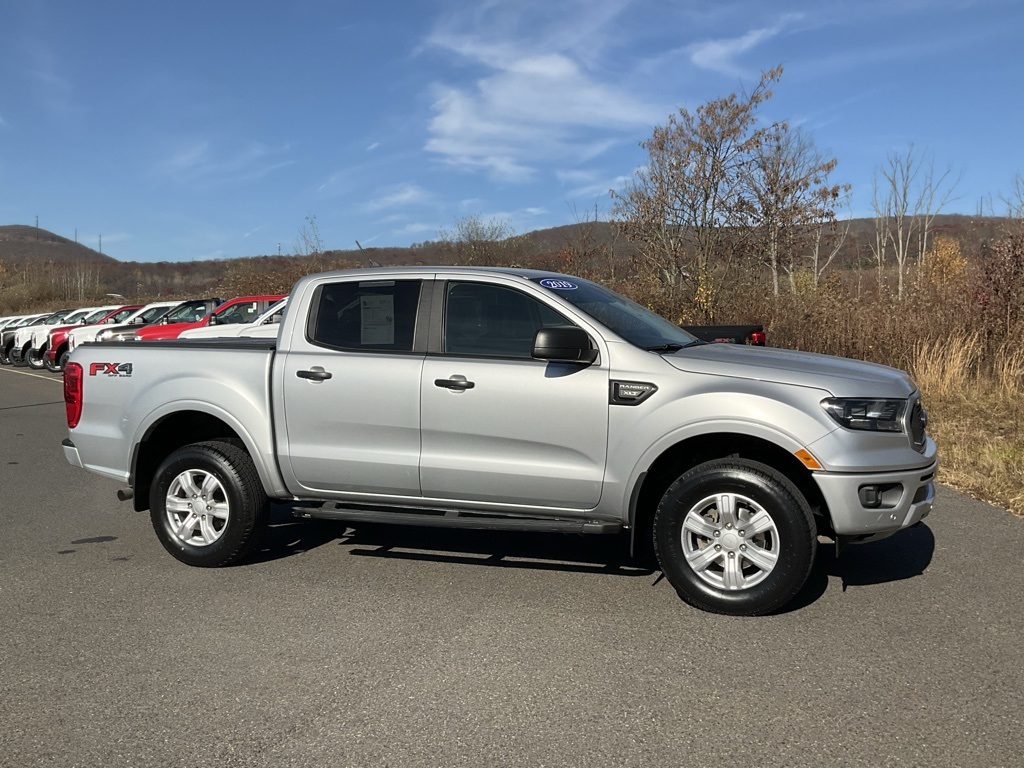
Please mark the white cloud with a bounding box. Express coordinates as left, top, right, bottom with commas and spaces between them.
393, 222, 440, 235
688, 14, 803, 76
361, 182, 431, 212
160, 140, 292, 186
422, 3, 666, 182
366, 142, 380, 151
562, 171, 634, 199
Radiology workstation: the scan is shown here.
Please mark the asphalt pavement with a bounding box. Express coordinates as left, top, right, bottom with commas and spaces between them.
1, 364, 1022, 768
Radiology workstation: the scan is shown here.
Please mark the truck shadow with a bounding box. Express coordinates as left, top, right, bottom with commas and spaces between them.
248, 504, 654, 576
249, 506, 936, 609
782, 523, 936, 612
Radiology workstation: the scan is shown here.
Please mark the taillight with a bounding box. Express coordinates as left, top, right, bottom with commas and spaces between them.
64, 362, 83, 428
749, 331, 766, 346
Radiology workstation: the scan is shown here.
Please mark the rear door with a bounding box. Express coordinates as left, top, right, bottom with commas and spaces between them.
277, 277, 428, 498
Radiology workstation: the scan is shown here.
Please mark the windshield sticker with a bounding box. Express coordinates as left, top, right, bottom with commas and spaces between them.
540, 279, 578, 290
360, 295, 395, 345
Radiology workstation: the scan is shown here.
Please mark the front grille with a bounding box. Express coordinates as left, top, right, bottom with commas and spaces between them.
908, 398, 927, 452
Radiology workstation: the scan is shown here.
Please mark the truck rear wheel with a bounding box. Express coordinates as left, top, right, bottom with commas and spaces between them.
149, 440, 267, 567
654, 458, 816, 616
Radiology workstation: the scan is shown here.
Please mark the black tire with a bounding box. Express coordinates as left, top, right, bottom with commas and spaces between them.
149, 440, 268, 567
10, 344, 29, 367
654, 458, 816, 616
57, 349, 70, 371
45, 346, 66, 373
26, 346, 45, 370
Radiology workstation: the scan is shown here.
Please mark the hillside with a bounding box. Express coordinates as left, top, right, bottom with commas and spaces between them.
0, 214, 1012, 311
0, 225, 114, 265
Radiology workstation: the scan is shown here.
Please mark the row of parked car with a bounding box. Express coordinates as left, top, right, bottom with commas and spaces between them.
0, 293, 287, 372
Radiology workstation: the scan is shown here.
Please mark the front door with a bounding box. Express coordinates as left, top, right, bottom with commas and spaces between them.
420, 280, 609, 511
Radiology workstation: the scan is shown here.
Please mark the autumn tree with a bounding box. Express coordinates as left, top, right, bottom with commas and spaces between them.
742, 123, 847, 295
612, 66, 783, 321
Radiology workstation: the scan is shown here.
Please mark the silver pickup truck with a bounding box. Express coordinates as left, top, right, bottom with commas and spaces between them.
62, 267, 936, 615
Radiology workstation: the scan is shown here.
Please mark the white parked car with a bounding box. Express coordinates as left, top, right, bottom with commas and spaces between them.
13, 306, 103, 368
68, 301, 180, 352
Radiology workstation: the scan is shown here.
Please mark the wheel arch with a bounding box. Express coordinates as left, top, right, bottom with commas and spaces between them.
628, 431, 829, 558
130, 407, 275, 512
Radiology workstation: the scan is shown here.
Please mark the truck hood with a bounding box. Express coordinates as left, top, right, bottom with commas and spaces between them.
663, 344, 917, 398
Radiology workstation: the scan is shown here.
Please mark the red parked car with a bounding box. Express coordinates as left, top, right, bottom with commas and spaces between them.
132, 295, 286, 341
45, 304, 142, 372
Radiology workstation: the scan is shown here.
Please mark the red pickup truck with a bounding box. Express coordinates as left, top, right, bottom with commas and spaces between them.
133, 295, 285, 341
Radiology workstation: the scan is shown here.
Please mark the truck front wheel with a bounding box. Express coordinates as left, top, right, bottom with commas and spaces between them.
149, 441, 267, 567
26, 346, 46, 370
654, 459, 816, 616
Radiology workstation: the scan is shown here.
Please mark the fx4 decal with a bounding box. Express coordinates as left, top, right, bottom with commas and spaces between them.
89, 362, 133, 377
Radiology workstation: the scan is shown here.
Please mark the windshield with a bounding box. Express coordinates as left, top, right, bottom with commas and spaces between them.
84, 308, 113, 323
38, 310, 74, 325
531, 277, 698, 350
62, 309, 95, 324
164, 301, 210, 323
107, 307, 138, 323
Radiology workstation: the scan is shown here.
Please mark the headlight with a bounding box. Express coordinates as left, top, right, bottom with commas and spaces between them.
821, 398, 907, 433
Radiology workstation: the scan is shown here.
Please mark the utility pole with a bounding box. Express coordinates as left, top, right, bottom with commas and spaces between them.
75, 228, 78, 243
277, 242, 281, 256
35, 215, 38, 228
99, 234, 102, 254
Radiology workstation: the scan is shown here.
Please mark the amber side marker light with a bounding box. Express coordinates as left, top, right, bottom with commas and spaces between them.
794, 448, 822, 470
64, 362, 83, 429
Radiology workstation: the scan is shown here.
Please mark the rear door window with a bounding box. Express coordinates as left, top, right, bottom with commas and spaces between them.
308, 280, 421, 352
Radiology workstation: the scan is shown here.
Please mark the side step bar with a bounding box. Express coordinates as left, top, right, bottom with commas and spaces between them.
290, 502, 622, 535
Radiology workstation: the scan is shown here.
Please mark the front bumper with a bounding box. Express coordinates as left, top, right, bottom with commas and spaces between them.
814, 461, 937, 538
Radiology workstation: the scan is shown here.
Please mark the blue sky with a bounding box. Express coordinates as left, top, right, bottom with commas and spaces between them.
1, 0, 1021, 263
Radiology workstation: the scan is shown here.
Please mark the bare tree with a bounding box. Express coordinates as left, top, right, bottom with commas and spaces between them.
436, 214, 532, 266
808, 193, 852, 288
295, 213, 325, 258
1004, 171, 1024, 221
743, 123, 846, 295
872, 145, 960, 299
612, 66, 783, 321
869, 174, 890, 293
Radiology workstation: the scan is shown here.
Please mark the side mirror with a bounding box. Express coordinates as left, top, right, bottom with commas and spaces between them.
208, 314, 219, 326
532, 326, 598, 365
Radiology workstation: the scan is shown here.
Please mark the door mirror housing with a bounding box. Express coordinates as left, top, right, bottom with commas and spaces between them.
532, 326, 598, 365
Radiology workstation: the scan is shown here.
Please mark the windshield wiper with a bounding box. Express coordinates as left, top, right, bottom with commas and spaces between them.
644, 341, 705, 353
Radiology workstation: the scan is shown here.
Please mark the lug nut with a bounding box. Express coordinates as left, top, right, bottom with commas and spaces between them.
728, 552, 735, 558
726, 523, 732, 530
713, 530, 720, 537
740, 544, 747, 551
714, 544, 721, 551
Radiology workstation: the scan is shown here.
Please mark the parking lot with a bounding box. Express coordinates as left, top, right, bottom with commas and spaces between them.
1, 365, 1022, 767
